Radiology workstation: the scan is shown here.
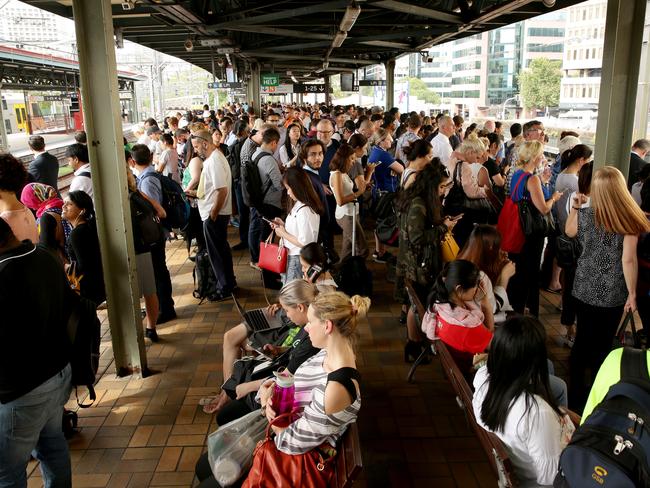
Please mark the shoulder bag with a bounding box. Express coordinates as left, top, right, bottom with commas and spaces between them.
258, 231, 288, 274
242, 413, 336, 488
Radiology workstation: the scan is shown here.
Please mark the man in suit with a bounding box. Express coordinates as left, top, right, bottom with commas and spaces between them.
27, 135, 59, 191
630, 139, 650, 189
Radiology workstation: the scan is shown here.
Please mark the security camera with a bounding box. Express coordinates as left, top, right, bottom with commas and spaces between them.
184, 38, 194, 52
542, 0, 556, 7
422, 55, 433, 63
121, 0, 135, 10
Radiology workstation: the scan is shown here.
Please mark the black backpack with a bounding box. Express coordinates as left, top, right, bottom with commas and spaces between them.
129, 190, 164, 253
554, 348, 650, 488
241, 151, 273, 210
228, 138, 245, 181
192, 249, 219, 303
374, 191, 399, 247
66, 292, 101, 408
140, 172, 190, 230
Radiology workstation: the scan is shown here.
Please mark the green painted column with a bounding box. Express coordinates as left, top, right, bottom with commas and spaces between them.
593, 0, 647, 176
251, 62, 261, 116
72, 0, 148, 376
385, 60, 395, 110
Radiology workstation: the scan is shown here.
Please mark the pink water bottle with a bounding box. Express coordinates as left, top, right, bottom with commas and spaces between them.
272, 369, 295, 426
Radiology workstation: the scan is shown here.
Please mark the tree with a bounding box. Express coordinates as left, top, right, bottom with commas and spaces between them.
518, 58, 562, 110
408, 77, 441, 105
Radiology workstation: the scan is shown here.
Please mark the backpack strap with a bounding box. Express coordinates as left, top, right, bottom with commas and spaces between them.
78, 171, 91, 179
621, 347, 650, 385
252, 151, 274, 199
327, 367, 361, 402
510, 171, 529, 202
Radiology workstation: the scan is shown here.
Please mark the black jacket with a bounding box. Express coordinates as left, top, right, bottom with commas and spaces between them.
0, 242, 72, 403
28, 152, 59, 191
630, 152, 648, 189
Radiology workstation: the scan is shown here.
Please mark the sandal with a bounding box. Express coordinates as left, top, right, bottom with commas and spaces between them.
202, 400, 222, 415
198, 395, 219, 406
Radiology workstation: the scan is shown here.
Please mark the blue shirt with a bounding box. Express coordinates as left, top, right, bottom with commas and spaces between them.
318, 139, 341, 184
136, 166, 163, 205
369, 146, 399, 192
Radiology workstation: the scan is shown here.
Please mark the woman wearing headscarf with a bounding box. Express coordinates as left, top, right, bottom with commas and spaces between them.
20, 182, 71, 263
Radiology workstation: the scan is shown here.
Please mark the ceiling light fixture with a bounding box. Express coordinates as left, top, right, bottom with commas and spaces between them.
332, 31, 347, 48
184, 37, 194, 52
339, 2, 361, 32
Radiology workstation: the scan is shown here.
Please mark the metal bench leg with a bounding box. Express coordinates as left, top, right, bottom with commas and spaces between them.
406, 348, 429, 383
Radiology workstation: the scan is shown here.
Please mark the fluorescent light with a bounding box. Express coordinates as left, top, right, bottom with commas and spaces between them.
332, 31, 347, 48
291, 75, 298, 83
339, 3, 361, 32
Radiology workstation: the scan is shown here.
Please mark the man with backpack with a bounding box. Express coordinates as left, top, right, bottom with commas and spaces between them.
228, 120, 250, 251
131, 144, 177, 324
191, 130, 237, 301
244, 128, 283, 268
0, 218, 73, 486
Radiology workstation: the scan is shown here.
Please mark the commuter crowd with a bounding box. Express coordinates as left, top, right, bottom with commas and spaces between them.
2, 100, 650, 488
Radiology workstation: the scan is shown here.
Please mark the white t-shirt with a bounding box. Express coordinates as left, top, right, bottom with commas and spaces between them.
431, 132, 453, 173
329, 170, 356, 219
284, 202, 319, 256
472, 366, 575, 487
137, 133, 151, 147
197, 149, 232, 221
160, 149, 180, 184
70, 164, 93, 199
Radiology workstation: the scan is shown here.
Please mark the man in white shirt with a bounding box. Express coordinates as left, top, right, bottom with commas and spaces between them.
191, 130, 236, 301
66, 143, 93, 199
146, 126, 163, 162
431, 115, 455, 173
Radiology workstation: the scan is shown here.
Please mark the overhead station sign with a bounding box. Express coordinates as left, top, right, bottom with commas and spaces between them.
261, 84, 332, 95
292, 84, 329, 94
359, 80, 386, 86
207, 82, 243, 89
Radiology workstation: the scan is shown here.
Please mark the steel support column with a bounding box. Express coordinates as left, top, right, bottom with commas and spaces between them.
72, 0, 148, 376
385, 60, 395, 109
250, 62, 261, 116
594, 0, 647, 176
0, 85, 8, 150
324, 76, 331, 105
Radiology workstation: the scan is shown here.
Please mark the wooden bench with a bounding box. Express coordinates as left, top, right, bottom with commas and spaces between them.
404, 280, 517, 488
332, 422, 363, 488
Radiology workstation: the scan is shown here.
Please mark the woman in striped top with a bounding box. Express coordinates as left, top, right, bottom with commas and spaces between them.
259, 291, 370, 454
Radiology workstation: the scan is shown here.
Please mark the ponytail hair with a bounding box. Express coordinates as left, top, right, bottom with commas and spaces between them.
560, 144, 592, 171
310, 291, 371, 347
427, 260, 480, 310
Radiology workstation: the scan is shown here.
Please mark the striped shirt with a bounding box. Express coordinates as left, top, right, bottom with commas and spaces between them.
274, 349, 361, 455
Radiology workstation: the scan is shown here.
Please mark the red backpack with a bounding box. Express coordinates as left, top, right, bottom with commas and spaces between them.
497, 172, 528, 253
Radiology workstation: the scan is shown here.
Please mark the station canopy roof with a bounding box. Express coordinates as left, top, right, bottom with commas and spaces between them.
22, 0, 582, 84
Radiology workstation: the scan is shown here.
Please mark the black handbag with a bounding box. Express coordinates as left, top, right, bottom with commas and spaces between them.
518, 198, 554, 237
444, 162, 495, 216
556, 234, 582, 268
613, 312, 642, 349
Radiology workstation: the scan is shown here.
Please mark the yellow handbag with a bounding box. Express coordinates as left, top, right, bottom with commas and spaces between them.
441, 232, 459, 263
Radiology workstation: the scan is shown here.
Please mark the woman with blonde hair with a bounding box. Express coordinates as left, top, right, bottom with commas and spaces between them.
445, 135, 494, 247
507, 140, 562, 318
566, 165, 650, 410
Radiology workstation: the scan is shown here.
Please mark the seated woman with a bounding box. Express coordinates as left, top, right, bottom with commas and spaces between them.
299, 242, 337, 293
61, 191, 106, 307
457, 224, 515, 324
422, 259, 494, 372
20, 182, 71, 263
201, 280, 319, 417
195, 291, 369, 488
472, 316, 576, 487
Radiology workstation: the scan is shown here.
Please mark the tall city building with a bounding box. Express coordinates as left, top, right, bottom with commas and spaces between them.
559, 0, 607, 110
0, 0, 70, 51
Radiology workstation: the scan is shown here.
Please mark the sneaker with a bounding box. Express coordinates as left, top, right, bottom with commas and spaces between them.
209, 291, 234, 302
145, 328, 159, 342
232, 242, 248, 251
230, 217, 240, 228
249, 262, 261, 271
372, 251, 393, 263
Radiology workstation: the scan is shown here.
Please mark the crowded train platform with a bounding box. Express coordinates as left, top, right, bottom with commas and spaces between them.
2, 101, 650, 488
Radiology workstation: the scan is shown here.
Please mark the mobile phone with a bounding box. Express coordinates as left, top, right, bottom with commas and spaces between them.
451, 213, 464, 221
306, 264, 323, 282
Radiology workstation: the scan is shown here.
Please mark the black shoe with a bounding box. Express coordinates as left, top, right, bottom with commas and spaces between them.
157, 310, 177, 324
188, 255, 196, 262
145, 328, 159, 342
399, 310, 407, 325
231, 242, 248, 251
209, 291, 234, 302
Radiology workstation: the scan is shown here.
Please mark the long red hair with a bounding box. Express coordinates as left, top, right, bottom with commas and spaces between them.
457, 224, 506, 284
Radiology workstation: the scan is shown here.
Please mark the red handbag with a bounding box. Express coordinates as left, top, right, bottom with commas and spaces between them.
258, 231, 288, 274
497, 172, 526, 254
242, 414, 336, 488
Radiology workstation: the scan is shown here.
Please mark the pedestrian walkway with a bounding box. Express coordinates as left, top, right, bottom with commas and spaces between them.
26, 229, 569, 488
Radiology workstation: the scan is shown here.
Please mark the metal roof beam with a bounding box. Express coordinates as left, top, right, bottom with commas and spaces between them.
212, 0, 349, 28
371, 0, 462, 24
239, 51, 376, 65
215, 25, 332, 41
